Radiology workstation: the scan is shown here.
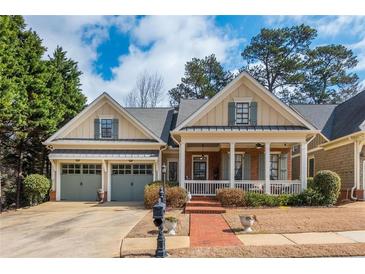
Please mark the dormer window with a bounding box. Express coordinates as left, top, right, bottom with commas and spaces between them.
235, 102, 249, 125
100, 119, 113, 138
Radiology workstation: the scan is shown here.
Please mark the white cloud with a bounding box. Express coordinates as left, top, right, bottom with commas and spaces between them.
25, 16, 240, 106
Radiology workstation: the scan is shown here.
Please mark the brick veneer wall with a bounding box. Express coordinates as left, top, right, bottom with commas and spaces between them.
185, 147, 292, 180
292, 143, 355, 190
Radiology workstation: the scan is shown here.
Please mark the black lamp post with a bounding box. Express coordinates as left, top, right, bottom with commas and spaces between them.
152, 187, 167, 258
161, 163, 167, 203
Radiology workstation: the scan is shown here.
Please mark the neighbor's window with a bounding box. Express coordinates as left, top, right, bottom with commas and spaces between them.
100, 119, 113, 138
235, 102, 249, 125
308, 158, 315, 177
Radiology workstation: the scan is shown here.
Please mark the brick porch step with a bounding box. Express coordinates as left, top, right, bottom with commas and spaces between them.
184, 206, 226, 214
186, 200, 222, 207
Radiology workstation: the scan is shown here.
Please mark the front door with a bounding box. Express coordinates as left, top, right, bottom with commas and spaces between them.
192, 156, 208, 180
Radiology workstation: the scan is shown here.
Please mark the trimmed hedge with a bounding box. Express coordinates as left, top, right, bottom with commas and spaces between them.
216, 189, 245, 207
307, 177, 314, 189
144, 182, 187, 209
23, 174, 50, 205
313, 170, 341, 205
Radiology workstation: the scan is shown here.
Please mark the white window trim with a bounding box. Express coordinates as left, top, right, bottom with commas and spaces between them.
192, 154, 209, 180
167, 159, 179, 182
234, 101, 250, 126
99, 116, 114, 139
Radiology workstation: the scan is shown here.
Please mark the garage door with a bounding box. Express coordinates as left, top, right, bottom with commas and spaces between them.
111, 164, 153, 201
61, 164, 102, 201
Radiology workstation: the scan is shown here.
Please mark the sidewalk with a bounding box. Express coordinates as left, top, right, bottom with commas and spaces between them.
237, 230, 365, 246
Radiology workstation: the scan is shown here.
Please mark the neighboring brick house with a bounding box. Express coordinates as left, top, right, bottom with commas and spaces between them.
291, 90, 365, 201
44, 72, 317, 202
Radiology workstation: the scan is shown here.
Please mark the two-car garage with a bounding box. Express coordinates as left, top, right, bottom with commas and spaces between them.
60, 162, 154, 201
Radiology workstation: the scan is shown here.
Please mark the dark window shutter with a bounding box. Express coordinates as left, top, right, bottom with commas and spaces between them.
228, 102, 236, 126
243, 153, 251, 180
258, 153, 265, 180
112, 119, 119, 139
250, 101, 257, 125
94, 119, 100, 139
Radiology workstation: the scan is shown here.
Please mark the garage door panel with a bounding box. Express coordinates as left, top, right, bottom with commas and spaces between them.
111, 164, 153, 201
61, 164, 101, 201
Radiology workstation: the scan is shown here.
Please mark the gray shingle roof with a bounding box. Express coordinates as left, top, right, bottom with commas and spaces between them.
291, 104, 337, 139
292, 90, 365, 140
176, 99, 208, 126
125, 107, 175, 143
180, 125, 308, 132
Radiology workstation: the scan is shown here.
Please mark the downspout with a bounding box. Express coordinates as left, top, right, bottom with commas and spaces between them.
352, 138, 365, 201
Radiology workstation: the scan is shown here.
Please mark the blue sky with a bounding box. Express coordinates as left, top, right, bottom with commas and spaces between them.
25, 16, 365, 105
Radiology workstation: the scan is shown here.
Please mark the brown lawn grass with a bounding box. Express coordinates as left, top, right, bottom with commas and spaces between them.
121, 243, 365, 258
126, 209, 189, 238
223, 202, 365, 234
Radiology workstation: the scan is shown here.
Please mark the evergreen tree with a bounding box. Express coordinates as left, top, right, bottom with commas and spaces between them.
168, 54, 234, 106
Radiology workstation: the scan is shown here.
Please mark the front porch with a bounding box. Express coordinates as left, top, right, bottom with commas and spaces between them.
178, 142, 307, 196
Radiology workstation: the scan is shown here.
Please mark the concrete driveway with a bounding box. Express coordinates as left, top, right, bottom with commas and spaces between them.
0, 202, 148, 258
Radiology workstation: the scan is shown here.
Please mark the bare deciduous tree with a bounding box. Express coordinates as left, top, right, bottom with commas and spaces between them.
124, 71, 164, 107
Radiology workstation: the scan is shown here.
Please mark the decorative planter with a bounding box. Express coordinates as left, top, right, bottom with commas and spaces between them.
97, 189, 104, 203
165, 218, 178, 235
239, 215, 256, 233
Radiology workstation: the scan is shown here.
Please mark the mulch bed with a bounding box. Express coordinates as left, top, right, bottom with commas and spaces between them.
223, 202, 365, 234
126, 208, 189, 238
121, 243, 365, 258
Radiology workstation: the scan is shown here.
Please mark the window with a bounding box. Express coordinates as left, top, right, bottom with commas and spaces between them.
133, 164, 153, 175
270, 154, 279, 180
62, 164, 101, 175
82, 164, 102, 175
112, 164, 132, 175
234, 154, 244, 180
192, 156, 208, 180
168, 161, 178, 182
100, 119, 113, 138
62, 164, 81, 175
112, 164, 152, 175
235, 102, 250, 125
308, 158, 315, 177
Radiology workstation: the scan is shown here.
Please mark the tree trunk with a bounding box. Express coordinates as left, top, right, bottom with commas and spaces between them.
16, 141, 24, 209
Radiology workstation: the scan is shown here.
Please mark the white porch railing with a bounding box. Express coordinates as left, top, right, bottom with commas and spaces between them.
270, 180, 301, 195
234, 180, 265, 193
184, 180, 230, 196
184, 180, 302, 196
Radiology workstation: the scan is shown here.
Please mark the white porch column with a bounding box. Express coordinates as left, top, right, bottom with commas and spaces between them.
230, 142, 235, 188
265, 142, 271, 194
101, 160, 107, 192
107, 162, 111, 202
56, 161, 61, 201
300, 142, 308, 190
179, 141, 186, 187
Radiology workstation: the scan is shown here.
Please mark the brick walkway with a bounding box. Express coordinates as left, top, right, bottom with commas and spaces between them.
190, 214, 242, 247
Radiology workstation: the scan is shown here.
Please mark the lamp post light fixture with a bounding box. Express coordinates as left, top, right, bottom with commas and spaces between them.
161, 163, 167, 204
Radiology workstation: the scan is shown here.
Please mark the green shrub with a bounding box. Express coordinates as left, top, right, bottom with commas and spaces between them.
288, 188, 325, 206
216, 189, 245, 207
243, 192, 289, 207
314, 170, 341, 205
307, 177, 315, 189
23, 174, 50, 205
144, 183, 186, 209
